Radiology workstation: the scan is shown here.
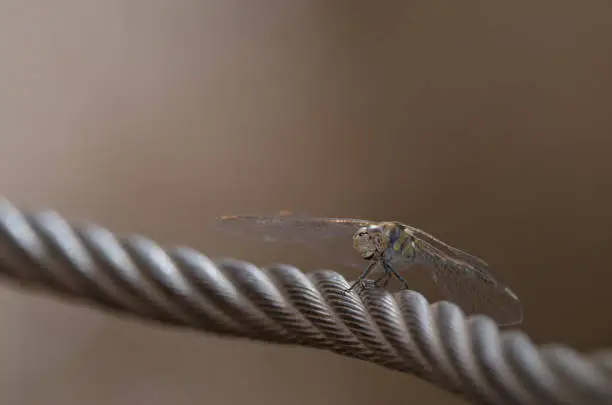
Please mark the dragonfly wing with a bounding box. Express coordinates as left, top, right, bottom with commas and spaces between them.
402, 223, 491, 271
217, 214, 372, 243
413, 239, 523, 326
216, 214, 374, 270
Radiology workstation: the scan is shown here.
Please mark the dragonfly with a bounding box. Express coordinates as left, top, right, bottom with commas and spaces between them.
217, 212, 523, 326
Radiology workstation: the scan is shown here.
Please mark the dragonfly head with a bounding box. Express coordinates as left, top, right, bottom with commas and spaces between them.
353, 224, 389, 260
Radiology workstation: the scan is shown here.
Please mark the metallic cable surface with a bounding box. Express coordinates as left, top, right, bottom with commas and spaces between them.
0, 198, 610, 405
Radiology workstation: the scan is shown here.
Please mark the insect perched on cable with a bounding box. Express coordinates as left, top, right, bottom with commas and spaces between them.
217, 212, 523, 326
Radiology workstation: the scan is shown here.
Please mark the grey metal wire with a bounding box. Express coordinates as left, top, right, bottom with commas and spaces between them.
0, 198, 610, 405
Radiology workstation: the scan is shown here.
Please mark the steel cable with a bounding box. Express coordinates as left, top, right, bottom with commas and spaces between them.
0, 198, 610, 405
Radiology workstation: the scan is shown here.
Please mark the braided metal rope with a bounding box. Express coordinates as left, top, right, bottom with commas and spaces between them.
0, 198, 610, 405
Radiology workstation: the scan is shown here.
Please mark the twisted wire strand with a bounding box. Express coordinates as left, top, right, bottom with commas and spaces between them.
0, 198, 610, 405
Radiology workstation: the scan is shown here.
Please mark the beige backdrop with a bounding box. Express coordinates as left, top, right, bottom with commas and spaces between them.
1, 1, 611, 404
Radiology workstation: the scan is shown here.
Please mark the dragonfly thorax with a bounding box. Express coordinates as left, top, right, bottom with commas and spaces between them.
352, 222, 395, 260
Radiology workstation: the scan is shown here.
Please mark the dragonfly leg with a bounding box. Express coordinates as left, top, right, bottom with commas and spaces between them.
343, 261, 376, 294
383, 262, 411, 290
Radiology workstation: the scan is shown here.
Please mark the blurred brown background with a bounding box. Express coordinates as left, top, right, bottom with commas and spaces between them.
1, 1, 611, 404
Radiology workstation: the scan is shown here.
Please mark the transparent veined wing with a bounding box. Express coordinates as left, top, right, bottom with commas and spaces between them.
409, 235, 523, 326
403, 223, 491, 270
216, 213, 375, 270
